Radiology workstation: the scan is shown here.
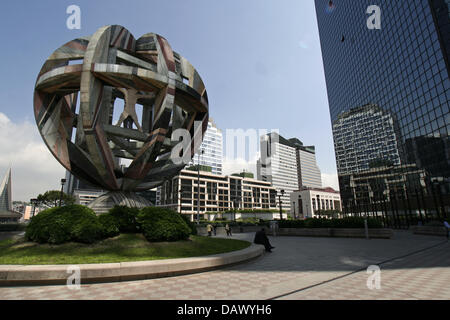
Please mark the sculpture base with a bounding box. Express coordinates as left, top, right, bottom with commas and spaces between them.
88, 191, 153, 215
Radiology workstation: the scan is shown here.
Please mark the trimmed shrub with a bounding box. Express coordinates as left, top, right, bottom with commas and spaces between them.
107, 206, 140, 233
180, 214, 198, 235
25, 205, 104, 244
278, 220, 306, 228
332, 217, 383, 229
98, 213, 120, 238
278, 217, 383, 229
304, 218, 332, 228
138, 207, 191, 242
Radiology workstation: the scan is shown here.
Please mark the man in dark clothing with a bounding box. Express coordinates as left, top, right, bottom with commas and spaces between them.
254, 228, 275, 252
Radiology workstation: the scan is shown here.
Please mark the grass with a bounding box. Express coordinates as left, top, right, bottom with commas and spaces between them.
0, 234, 251, 265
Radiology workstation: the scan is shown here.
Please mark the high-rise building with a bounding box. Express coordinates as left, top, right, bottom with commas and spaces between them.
297, 145, 323, 188
257, 132, 322, 210
315, 0, 450, 201
0, 168, 21, 222
332, 104, 402, 174
157, 118, 224, 206
190, 118, 223, 175
0, 168, 12, 213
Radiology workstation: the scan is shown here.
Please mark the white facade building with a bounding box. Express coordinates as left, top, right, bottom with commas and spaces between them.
74, 189, 107, 206
257, 133, 299, 210
159, 169, 277, 220
257, 133, 323, 211
290, 187, 342, 219
298, 147, 322, 188
190, 118, 223, 175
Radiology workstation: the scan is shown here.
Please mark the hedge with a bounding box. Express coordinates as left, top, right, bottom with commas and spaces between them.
138, 207, 191, 242
25, 205, 104, 244
278, 217, 383, 229
102, 206, 140, 233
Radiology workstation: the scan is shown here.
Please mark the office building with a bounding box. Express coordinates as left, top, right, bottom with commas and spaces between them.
297, 145, 323, 188
332, 104, 402, 174
159, 169, 277, 220
257, 132, 322, 210
0, 168, 21, 223
315, 0, 450, 206
339, 164, 429, 211
290, 187, 342, 219
190, 118, 223, 175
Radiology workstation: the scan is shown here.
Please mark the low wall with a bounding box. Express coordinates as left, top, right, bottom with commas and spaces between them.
411, 226, 447, 237
0, 244, 264, 286
203, 213, 278, 221
197, 226, 393, 239
267, 228, 393, 239
197, 226, 262, 236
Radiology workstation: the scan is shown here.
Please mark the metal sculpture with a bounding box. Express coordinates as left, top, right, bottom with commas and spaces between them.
34, 25, 209, 194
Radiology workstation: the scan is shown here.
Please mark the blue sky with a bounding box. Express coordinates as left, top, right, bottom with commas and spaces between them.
0, 0, 338, 200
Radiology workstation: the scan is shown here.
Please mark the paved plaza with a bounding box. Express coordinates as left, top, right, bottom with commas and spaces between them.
0, 231, 449, 300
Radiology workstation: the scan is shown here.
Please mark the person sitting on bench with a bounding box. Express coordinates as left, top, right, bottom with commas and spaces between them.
254, 228, 275, 252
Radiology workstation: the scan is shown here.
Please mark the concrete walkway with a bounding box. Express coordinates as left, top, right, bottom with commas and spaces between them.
0, 231, 448, 300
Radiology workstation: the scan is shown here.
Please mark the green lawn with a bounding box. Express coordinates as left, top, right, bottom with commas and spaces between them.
0, 234, 251, 265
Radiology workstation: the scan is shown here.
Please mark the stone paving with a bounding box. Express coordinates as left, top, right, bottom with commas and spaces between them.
0, 231, 448, 300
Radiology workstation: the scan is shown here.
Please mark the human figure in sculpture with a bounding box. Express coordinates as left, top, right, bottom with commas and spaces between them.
116, 88, 154, 132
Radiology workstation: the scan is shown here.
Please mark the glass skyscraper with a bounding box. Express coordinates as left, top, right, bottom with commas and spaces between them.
315, 1, 450, 209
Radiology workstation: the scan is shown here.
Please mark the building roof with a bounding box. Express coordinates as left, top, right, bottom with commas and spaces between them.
296, 186, 340, 194
264, 132, 316, 154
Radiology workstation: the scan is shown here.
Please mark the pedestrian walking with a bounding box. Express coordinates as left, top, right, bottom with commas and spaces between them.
206, 224, 213, 237
213, 224, 217, 236
225, 223, 232, 236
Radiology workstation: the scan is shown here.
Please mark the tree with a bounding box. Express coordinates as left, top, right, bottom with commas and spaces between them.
36, 190, 76, 208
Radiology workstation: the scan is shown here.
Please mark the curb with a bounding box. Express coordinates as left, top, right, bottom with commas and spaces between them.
0, 244, 264, 287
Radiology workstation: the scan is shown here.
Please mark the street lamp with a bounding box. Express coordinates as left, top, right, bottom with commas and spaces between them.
59, 178, 66, 207
293, 201, 296, 219
196, 149, 204, 224
278, 189, 285, 220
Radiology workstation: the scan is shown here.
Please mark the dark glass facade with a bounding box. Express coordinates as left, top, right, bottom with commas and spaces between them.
315, 1, 450, 206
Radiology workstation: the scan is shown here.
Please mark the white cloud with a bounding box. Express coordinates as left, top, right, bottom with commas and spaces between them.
321, 172, 340, 191
0, 113, 65, 201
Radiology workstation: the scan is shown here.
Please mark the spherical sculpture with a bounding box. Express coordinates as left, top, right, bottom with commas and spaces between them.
34, 25, 209, 193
